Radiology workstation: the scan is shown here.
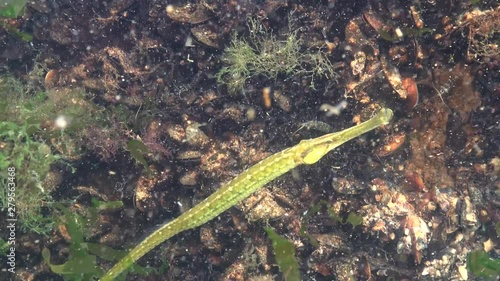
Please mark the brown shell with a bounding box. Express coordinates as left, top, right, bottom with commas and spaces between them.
405, 170, 426, 192
191, 25, 221, 48
403, 77, 419, 109
44, 69, 59, 89
375, 133, 406, 157
166, 4, 213, 24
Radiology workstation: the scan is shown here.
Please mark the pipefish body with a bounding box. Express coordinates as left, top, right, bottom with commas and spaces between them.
100, 108, 393, 280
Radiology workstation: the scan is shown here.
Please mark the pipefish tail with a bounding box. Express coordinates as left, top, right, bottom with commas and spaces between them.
100, 108, 393, 280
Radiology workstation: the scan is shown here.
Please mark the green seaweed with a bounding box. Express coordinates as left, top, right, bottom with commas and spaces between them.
42, 201, 152, 280
0, 21, 32, 41
127, 139, 150, 171
1, 78, 107, 159
0, 0, 27, 18
0, 238, 8, 255
42, 249, 100, 277
0, 77, 109, 235
0, 120, 59, 235
300, 200, 329, 248
265, 227, 301, 281
42, 202, 102, 280
345, 212, 363, 227
216, 17, 339, 94
0, 0, 32, 41
300, 200, 363, 249
467, 249, 500, 279
91, 197, 124, 210
328, 208, 364, 228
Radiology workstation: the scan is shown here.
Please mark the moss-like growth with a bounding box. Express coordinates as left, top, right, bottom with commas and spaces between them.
0, 77, 57, 234
216, 18, 339, 94
0, 76, 107, 235
0, 120, 59, 234
465, 8, 500, 61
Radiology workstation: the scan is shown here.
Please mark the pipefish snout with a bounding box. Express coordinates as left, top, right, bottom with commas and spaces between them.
100, 108, 393, 281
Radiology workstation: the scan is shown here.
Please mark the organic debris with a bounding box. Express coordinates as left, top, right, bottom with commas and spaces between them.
0, 0, 498, 280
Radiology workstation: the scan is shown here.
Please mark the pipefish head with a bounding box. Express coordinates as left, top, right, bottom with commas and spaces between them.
296, 108, 393, 165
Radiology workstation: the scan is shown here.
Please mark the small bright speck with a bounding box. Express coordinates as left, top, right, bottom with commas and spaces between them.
319, 100, 348, 116
185, 35, 194, 47
395, 27, 404, 38
55, 115, 69, 129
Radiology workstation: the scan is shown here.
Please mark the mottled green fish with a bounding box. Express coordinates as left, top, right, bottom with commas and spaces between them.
100, 108, 393, 280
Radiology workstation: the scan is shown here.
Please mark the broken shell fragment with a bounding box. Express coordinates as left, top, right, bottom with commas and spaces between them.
388, 45, 409, 64
345, 19, 373, 51
176, 150, 202, 162
363, 10, 389, 34
179, 170, 199, 186
44, 69, 59, 89
185, 122, 210, 148
166, 124, 185, 142
191, 25, 221, 48
363, 10, 399, 41
332, 176, 365, 194
350, 51, 366, 76
166, 3, 213, 24
240, 190, 286, 222
380, 56, 407, 99
374, 132, 406, 157
399, 214, 429, 264
273, 90, 292, 112
135, 170, 159, 213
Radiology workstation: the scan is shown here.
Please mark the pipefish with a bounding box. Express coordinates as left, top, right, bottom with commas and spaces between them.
100, 108, 393, 280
